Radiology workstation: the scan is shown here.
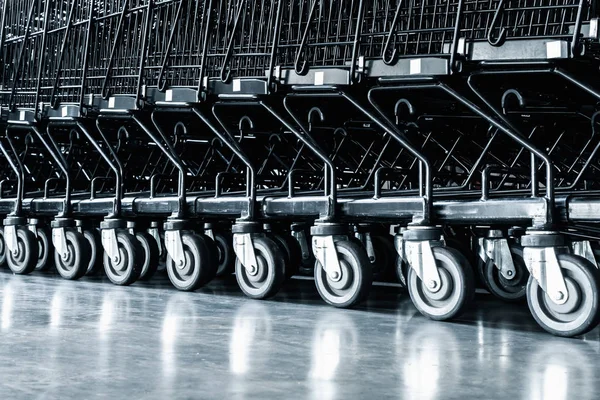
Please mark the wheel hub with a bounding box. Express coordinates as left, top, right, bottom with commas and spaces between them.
327, 260, 352, 291
546, 278, 580, 315
423, 268, 452, 301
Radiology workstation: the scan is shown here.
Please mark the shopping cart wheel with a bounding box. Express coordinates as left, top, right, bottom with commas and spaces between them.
371, 236, 396, 282
34, 228, 53, 272
314, 239, 372, 308
235, 236, 285, 299
83, 229, 102, 276
54, 229, 90, 280
136, 232, 160, 281
271, 233, 301, 279
103, 231, 143, 286
407, 246, 474, 321
166, 232, 215, 291
0, 227, 7, 267
527, 254, 600, 337
483, 245, 528, 302
7, 228, 38, 275
214, 232, 235, 277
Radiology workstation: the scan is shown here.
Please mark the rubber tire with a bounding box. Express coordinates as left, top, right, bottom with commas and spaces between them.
407, 246, 475, 321
0, 228, 6, 267
214, 232, 235, 277
527, 254, 600, 337
483, 245, 528, 302
34, 227, 53, 271
136, 231, 160, 281
103, 231, 143, 286
84, 229, 102, 276
166, 232, 215, 291
235, 236, 286, 300
200, 233, 219, 282
314, 239, 372, 308
54, 229, 90, 280
370, 235, 396, 282
7, 227, 38, 275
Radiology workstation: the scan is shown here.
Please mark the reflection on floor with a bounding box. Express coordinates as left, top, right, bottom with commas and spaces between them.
0, 268, 599, 400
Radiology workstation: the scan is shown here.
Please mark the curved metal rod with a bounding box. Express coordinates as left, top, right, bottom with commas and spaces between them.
349, 0, 365, 82
8, 1, 36, 110
267, 0, 284, 90
394, 98, 415, 124
382, 0, 404, 66
487, 0, 507, 47
571, 0, 587, 57
501, 89, 526, 112
49, 0, 77, 108
197, 0, 215, 98
294, 0, 319, 75
220, 0, 247, 83
307, 107, 324, 130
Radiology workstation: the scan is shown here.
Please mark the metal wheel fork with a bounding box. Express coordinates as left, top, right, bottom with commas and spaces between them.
571, 240, 597, 268
402, 240, 443, 293
478, 232, 517, 280
312, 235, 343, 281
233, 233, 258, 275
523, 246, 570, 305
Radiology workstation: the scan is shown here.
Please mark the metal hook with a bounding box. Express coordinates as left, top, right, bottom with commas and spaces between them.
307, 107, 325, 132
382, 0, 404, 66
294, 0, 319, 75
501, 89, 526, 113
394, 98, 415, 124
487, 0, 507, 47
238, 116, 254, 142
591, 111, 600, 136
116, 126, 129, 152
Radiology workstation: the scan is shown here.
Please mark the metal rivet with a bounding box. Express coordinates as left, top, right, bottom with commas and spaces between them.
428, 280, 438, 289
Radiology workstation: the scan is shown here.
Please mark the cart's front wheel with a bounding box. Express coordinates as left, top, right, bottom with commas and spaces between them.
314, 239, 372, 308
527, 254, 600, 337
55, 229, 89, 280
235, 236, 285, 299
166, 232, 215, 291
407, 246, 474, 321
7, 227, 38, 275
103, 231, 143, 286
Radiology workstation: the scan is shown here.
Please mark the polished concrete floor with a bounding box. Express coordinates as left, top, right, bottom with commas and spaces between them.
1, 269, 600, 400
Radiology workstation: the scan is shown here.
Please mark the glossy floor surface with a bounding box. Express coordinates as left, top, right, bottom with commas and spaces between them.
1, 269, 599, 400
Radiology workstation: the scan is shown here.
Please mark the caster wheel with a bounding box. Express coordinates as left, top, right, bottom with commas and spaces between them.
83, 229, 102, 276
103, 231, 143, 286
314, 239, 372, 308
370, 235, 396, 282
407, 246, 474, 321
527, 254, 600, 337
54, 229, 90, 280
7, 227, 38, 275
0, 227, 8, 267
200, 233, 219, 282
166, 232, 215, 291
271, 233, 301, 279
35, 228, 53, 271
483, 245, 528, 302
136, 232, 160, 281
235, 236, 285, 299
395, 256, 408, 288
214, 232, 235, 277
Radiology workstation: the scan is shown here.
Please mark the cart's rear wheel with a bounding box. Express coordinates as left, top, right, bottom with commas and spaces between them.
84, 229, 102, 276
483, 245, 528, 302
214, 232, 235, 277
34, 227, 52, 271
0, 228, 6, 267
136, 231, 160, 281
